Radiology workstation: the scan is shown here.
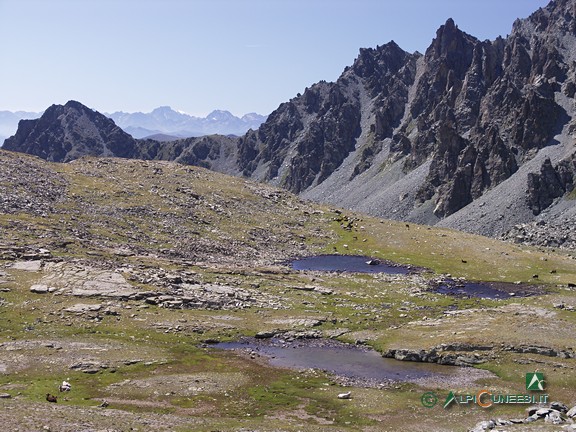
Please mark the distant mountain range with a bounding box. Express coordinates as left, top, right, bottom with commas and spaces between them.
0, 107, 267, 144
107, 107, 267, 139
0, 110, 42, 145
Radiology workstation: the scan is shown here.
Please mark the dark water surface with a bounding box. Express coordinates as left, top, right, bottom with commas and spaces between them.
432, 279, 545, 299
290, 255, 543, 300
214, 338, 462, 384
290, 254, 411, 275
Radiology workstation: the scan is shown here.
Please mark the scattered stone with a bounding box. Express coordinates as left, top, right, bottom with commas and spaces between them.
255, 331, 277, 339
69, 362, 105, 374
494, 419, 512, 426
113, 249, 135, 257
534, 407, 552, 417
469, 419, 495, 431
503, 218, 576, 251
165, 274, 182, 284
23, 249, 51, 259
269, 318, 324, 328
545, 410, 564, 424
509, 418, 525, 424
0, 393, 11, 398
64, 303, 103, 314
288, 285, 315, 292
314, 287, 333, 295
283, 330, 322, 339
473, 402, 573, 430
324, 329, 350, 339
29, 284, 56, 294
337, 391, 351, 399
551, 401, 569, 413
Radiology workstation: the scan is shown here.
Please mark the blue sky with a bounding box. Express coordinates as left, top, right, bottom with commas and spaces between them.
0, 0, 549, 116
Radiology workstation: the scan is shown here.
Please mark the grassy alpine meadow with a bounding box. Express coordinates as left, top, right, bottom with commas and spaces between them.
1, 152, 576, 430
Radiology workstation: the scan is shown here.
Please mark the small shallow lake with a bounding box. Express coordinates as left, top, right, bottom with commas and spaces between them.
213, 338, 479, 386
290, 255, 544, 300
290, 254, 411, 275
432, 279, 545, 299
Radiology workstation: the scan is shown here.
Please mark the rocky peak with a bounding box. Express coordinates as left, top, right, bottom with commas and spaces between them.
63, 100, 91, 111
350, 41, 417, 99
150, 106, 183, 119
352, 41, 409, 78
3, 101, 140, 162
207, 110, 235, 122
389, 1, 575, 218
428, 18, 474, 62
515, 0, 576, 37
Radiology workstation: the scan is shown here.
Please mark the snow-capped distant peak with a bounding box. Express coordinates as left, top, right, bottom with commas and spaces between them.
207, 110, 234, 121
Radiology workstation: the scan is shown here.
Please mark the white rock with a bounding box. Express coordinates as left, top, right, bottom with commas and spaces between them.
338, 391, 351, 399
30, 284, 55, 294
13, 260, 42, 271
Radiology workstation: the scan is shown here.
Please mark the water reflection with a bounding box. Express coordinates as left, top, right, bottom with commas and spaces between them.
290, 254, 410, 274
214, 338, 463, 384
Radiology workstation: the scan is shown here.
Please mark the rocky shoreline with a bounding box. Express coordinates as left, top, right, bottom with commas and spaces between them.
470, 403, 576, 431
384, 342, 576, 367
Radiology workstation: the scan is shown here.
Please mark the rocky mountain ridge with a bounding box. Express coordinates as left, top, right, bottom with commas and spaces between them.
4, 0, 576, 244
238, 0, 576, 238
3, 101, 241, 172
0, 106, 266, 145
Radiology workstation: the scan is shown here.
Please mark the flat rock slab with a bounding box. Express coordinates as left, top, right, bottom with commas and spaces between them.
73, 272, 137, 297
34, 263, 138, 298
11, 260, 42, 271
70, 362, 105, 374
65, 303, 103, 313
269, 318, 324, 327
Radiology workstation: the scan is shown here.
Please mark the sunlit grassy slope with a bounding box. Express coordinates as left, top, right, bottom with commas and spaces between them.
1, 150, 575, 431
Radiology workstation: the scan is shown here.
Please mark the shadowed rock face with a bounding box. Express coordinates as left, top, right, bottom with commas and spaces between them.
3, 100, 240, 173
3, 101, 141, 162
244, 1, 576, 222
237, 41, 415, 193
5, 1, 576, 237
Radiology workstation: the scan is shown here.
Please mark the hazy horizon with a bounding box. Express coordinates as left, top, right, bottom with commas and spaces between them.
0, 105, 267, 117
1, 0, 549, 116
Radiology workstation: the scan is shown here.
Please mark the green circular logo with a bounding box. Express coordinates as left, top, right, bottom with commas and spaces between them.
421, 391, 438, 408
